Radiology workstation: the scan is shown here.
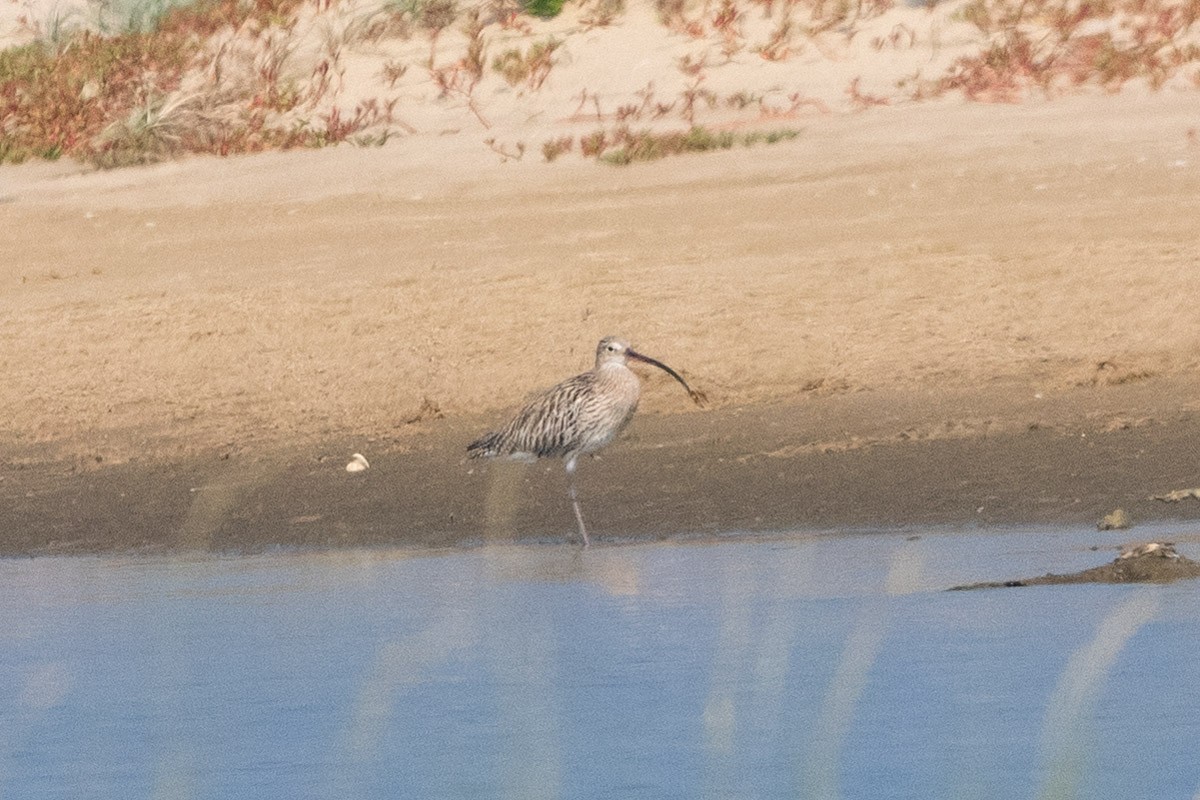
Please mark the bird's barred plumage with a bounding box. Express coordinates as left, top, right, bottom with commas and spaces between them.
467, 365, 640, 463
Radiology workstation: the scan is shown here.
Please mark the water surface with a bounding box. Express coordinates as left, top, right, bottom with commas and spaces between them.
3, 526, 1200, 799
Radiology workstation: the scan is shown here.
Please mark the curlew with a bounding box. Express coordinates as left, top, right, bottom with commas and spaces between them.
468, 336, 705, 547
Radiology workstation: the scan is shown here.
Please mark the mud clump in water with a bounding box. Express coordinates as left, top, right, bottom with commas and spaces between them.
950, 542, 1200, 590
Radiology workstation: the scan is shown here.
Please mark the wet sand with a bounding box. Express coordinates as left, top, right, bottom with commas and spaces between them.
950, 545, 1200, 588
4, 94, 1200, 554
6, 377, 1200, 554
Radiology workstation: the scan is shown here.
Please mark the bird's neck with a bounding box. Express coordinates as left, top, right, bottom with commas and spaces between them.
597, 360, 632, 376
596, 361, 640, 392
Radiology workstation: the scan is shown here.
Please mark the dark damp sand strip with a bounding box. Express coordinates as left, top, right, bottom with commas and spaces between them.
4, 379, 1200, 556
949, 552, 1200, 589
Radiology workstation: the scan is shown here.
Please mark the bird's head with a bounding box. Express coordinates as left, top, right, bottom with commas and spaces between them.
594, 335, 706, 406
595, 336, 632, 367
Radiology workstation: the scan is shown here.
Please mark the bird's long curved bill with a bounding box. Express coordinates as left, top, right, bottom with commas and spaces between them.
628, 349, 707, 406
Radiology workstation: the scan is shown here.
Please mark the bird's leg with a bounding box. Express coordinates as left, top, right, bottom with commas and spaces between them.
568, 483, 590, 549
565, 458, 590, 548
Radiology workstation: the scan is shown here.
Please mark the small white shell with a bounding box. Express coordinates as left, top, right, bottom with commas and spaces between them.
345, 453, 370, 473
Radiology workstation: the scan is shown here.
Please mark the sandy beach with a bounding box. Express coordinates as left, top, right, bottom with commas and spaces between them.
4, 33, 1200, 552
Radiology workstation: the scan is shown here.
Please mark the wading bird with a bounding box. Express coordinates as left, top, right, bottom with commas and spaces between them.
468, 336, 705, 547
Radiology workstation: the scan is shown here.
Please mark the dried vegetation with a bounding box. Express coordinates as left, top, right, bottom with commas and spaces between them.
2, 0, 1199, 166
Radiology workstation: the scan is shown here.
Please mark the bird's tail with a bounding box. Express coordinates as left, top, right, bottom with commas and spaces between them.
467, 431, 504, 458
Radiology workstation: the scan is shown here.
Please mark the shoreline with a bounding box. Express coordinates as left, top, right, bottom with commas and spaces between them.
6, 379, 1200, 556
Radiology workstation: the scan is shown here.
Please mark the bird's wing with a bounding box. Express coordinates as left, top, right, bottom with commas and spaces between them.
504, 372, 597, 458
470, 372, 596, 459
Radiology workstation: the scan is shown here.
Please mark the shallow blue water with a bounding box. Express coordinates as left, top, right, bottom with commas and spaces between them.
3, 526, 1200, 799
